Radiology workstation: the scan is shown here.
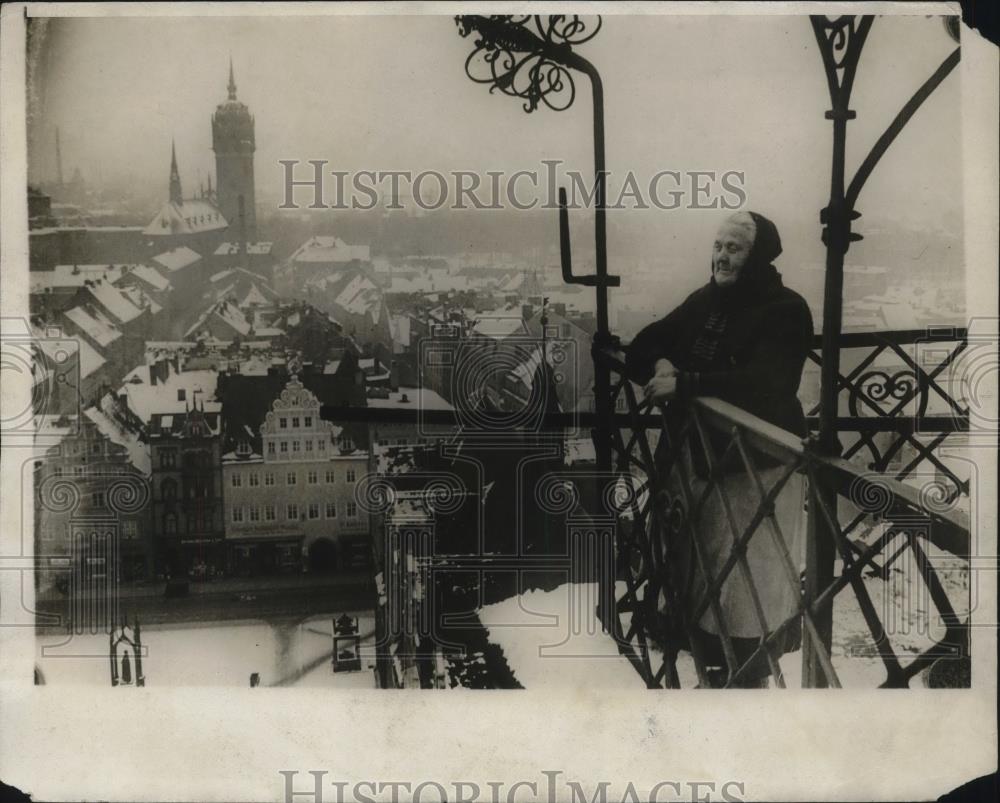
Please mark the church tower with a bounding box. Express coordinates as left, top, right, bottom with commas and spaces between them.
211, 59, 257, 240
169, 140, 183, 204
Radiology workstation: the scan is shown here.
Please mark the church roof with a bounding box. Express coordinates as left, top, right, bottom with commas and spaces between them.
144, 198, 228, 237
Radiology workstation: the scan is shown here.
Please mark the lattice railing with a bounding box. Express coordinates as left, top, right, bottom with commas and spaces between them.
806, 327, 969, 501
596, 345, 970, 688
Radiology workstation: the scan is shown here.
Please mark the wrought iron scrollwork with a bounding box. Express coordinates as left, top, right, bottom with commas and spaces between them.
455, 15, 601, 113
850, 368, 929, 419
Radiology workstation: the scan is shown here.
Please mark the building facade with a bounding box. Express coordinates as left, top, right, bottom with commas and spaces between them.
34, 418, 152, 594
222, 376, 369, 575
149, 406, 224, 577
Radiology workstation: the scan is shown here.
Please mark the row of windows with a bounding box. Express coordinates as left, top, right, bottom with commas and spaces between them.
157, 451, 214, 469
231, 501, 358, 523
265, 437, 329, 456
161, 513, 210, 534
231, 468, 356, 488
278, 415, 314, 430
159, 479, 213, 500
41, 520, 138, 540
58, 442, 105, 456
50, 466, 128, 478
375, 437, 434, 447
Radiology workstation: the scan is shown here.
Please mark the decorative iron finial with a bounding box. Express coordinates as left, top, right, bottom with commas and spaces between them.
228, 56, 237, 101
454, 15, 602, 113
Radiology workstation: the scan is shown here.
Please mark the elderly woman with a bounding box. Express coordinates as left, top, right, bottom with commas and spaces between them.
625, 211, 813, 688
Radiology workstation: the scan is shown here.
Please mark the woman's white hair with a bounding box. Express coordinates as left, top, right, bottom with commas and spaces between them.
719, 211, 756, 245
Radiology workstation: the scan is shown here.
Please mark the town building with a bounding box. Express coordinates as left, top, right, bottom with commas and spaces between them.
34, 417, 152, 591
221, 375, 369, 575
149, 404, 224, 577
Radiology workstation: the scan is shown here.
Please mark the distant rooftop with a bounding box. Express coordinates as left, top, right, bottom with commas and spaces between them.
214, 241, 273, 256
127, 263, 171, 292
152, 246, 201, 273
471, 314, 528, 339
291, 236, 370, 264
63, 305, 121, 348
30, 264, 127, 292
367, 386, 452, 411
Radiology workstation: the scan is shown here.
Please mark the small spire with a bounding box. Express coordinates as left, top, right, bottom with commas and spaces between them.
228, 56, 237, 101
169, 140, 183, 205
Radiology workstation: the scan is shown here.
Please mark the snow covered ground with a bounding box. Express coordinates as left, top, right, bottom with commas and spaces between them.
37, 614, 377, 689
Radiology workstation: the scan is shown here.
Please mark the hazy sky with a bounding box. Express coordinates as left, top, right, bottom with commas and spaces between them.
28, 13, 962, 238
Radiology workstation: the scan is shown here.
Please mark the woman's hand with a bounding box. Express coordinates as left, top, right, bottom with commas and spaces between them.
654, 358, 678, 378
643, 373, 678, 404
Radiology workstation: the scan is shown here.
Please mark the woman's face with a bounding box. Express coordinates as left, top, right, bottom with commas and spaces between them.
712, 223, 753, 287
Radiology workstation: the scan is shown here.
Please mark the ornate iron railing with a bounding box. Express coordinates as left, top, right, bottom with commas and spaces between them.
596, 345, 970, 688
805, 328, 969, 501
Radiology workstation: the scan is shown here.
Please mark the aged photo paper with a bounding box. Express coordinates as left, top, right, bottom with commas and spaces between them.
1, 2, 997, 801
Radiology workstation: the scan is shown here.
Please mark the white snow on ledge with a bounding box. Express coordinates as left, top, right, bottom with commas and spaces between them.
478, 583, 644, 688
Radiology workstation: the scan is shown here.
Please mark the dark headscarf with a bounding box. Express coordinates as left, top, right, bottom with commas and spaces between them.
709, 210, 784, 307
691, 211, 785, 363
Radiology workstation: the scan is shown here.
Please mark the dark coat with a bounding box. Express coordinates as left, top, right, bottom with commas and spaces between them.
625, 213, 813, 440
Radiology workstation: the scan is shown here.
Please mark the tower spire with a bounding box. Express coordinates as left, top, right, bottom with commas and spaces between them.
227, 57, 237, 101
169, 140, 183, 205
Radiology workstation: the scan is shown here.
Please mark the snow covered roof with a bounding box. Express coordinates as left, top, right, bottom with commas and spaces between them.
63, 305, 121, 347
31, 325, 106, 380
239, 282, 276, 308
128, 264, 171, 291
366, 386, 452, 411
30, 264, 126, 292
214, 241, 273, 256
144, 198, 228, 236
84, 404, 151, 475
87, 280, 144, 324
184, 299, 252, 339
471, 315, 528, 339
152, 246, 202, 273
118, 365, 220, 420
334, 273, 383, 319
120, 285, 162, 315
291, 236, 370, 264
